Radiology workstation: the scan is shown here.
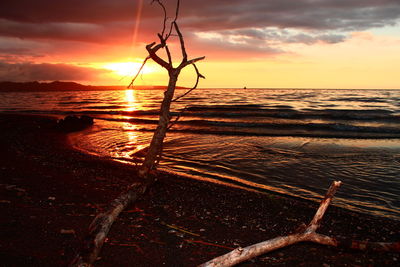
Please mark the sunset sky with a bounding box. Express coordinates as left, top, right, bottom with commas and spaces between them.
1, 0, 400, 89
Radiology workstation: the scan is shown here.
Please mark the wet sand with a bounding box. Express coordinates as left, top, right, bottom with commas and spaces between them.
0, 114, 398, 266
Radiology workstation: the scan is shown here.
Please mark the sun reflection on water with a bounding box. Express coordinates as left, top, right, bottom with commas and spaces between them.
125, 89, 138, 112
118, 90, 148, 160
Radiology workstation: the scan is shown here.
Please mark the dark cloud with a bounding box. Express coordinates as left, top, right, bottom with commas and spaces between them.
0, 0, 399, 60
0, 0, 142, 23
1, 0, 399, 39
0, 37, 47, 56
180, 0, 400, 31
0, 61, 109, 82
0, 19, 137, 43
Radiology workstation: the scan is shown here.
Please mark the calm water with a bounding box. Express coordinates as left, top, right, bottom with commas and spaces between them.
1, 88, 400, 219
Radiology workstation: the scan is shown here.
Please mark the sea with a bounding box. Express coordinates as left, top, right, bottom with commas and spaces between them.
1, 88, 399, 220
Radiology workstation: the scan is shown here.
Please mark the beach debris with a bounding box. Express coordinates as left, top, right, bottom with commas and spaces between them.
200, 181, 400, 267
162, 222, 200, 237
5, 184, 26, 192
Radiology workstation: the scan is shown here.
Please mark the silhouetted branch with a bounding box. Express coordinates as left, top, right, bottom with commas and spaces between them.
165, 44, 173, 65
145, 42, 169, 69
180, 56, 205, 69
167, 106, 187, 130
167, 0, 180, 38
152, 0, 168, 38
128, 56, 150, 88
174, 22, 187, 62
173, 63, 205, 102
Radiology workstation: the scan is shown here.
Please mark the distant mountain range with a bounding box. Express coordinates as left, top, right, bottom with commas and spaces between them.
0, 81, 186, 92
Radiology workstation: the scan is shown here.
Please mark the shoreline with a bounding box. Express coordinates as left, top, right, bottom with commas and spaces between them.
0, 114, 399, 266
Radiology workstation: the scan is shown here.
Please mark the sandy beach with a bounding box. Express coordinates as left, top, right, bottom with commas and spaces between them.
0, 114, 399, 266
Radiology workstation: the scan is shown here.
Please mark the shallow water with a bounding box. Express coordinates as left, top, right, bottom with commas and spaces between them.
1, 88, 400, 219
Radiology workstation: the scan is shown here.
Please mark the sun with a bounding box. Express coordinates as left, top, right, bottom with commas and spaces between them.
103, 62, 153, 77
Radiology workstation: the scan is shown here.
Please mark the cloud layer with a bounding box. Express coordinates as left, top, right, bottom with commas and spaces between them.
0, 61, 109, 82
2, 1, 400, 42
1, 0, 400, 81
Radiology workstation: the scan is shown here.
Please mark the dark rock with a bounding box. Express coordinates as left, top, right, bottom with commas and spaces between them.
57, 115, 94, 132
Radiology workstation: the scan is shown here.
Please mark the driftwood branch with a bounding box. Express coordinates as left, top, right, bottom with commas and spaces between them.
70, 181, 154, 267
199, 181, 400, 267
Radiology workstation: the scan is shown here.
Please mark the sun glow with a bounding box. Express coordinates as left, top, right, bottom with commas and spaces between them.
103, 62, 153, 77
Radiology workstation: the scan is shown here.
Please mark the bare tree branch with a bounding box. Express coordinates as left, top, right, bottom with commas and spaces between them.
167, 0, 180, 38
165, 44, 173, 65
152, 0, 167, 38
173, 63, 205, 102
179, 56, 206, 69
128, 56, 150, 88
146, 42, 170, 69
167, 106, 187, 130
174, 21, 187, 62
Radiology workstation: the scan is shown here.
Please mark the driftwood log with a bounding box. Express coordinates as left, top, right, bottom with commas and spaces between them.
71, 1, 204, 265
200, 181, 400, 267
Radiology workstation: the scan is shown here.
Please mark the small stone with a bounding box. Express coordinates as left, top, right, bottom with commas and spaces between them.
48, 196, 56, 201
177, 233, 184, 238
60, 229, 75, 235
199, 228, 206, 232
322, 263, 330, 267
